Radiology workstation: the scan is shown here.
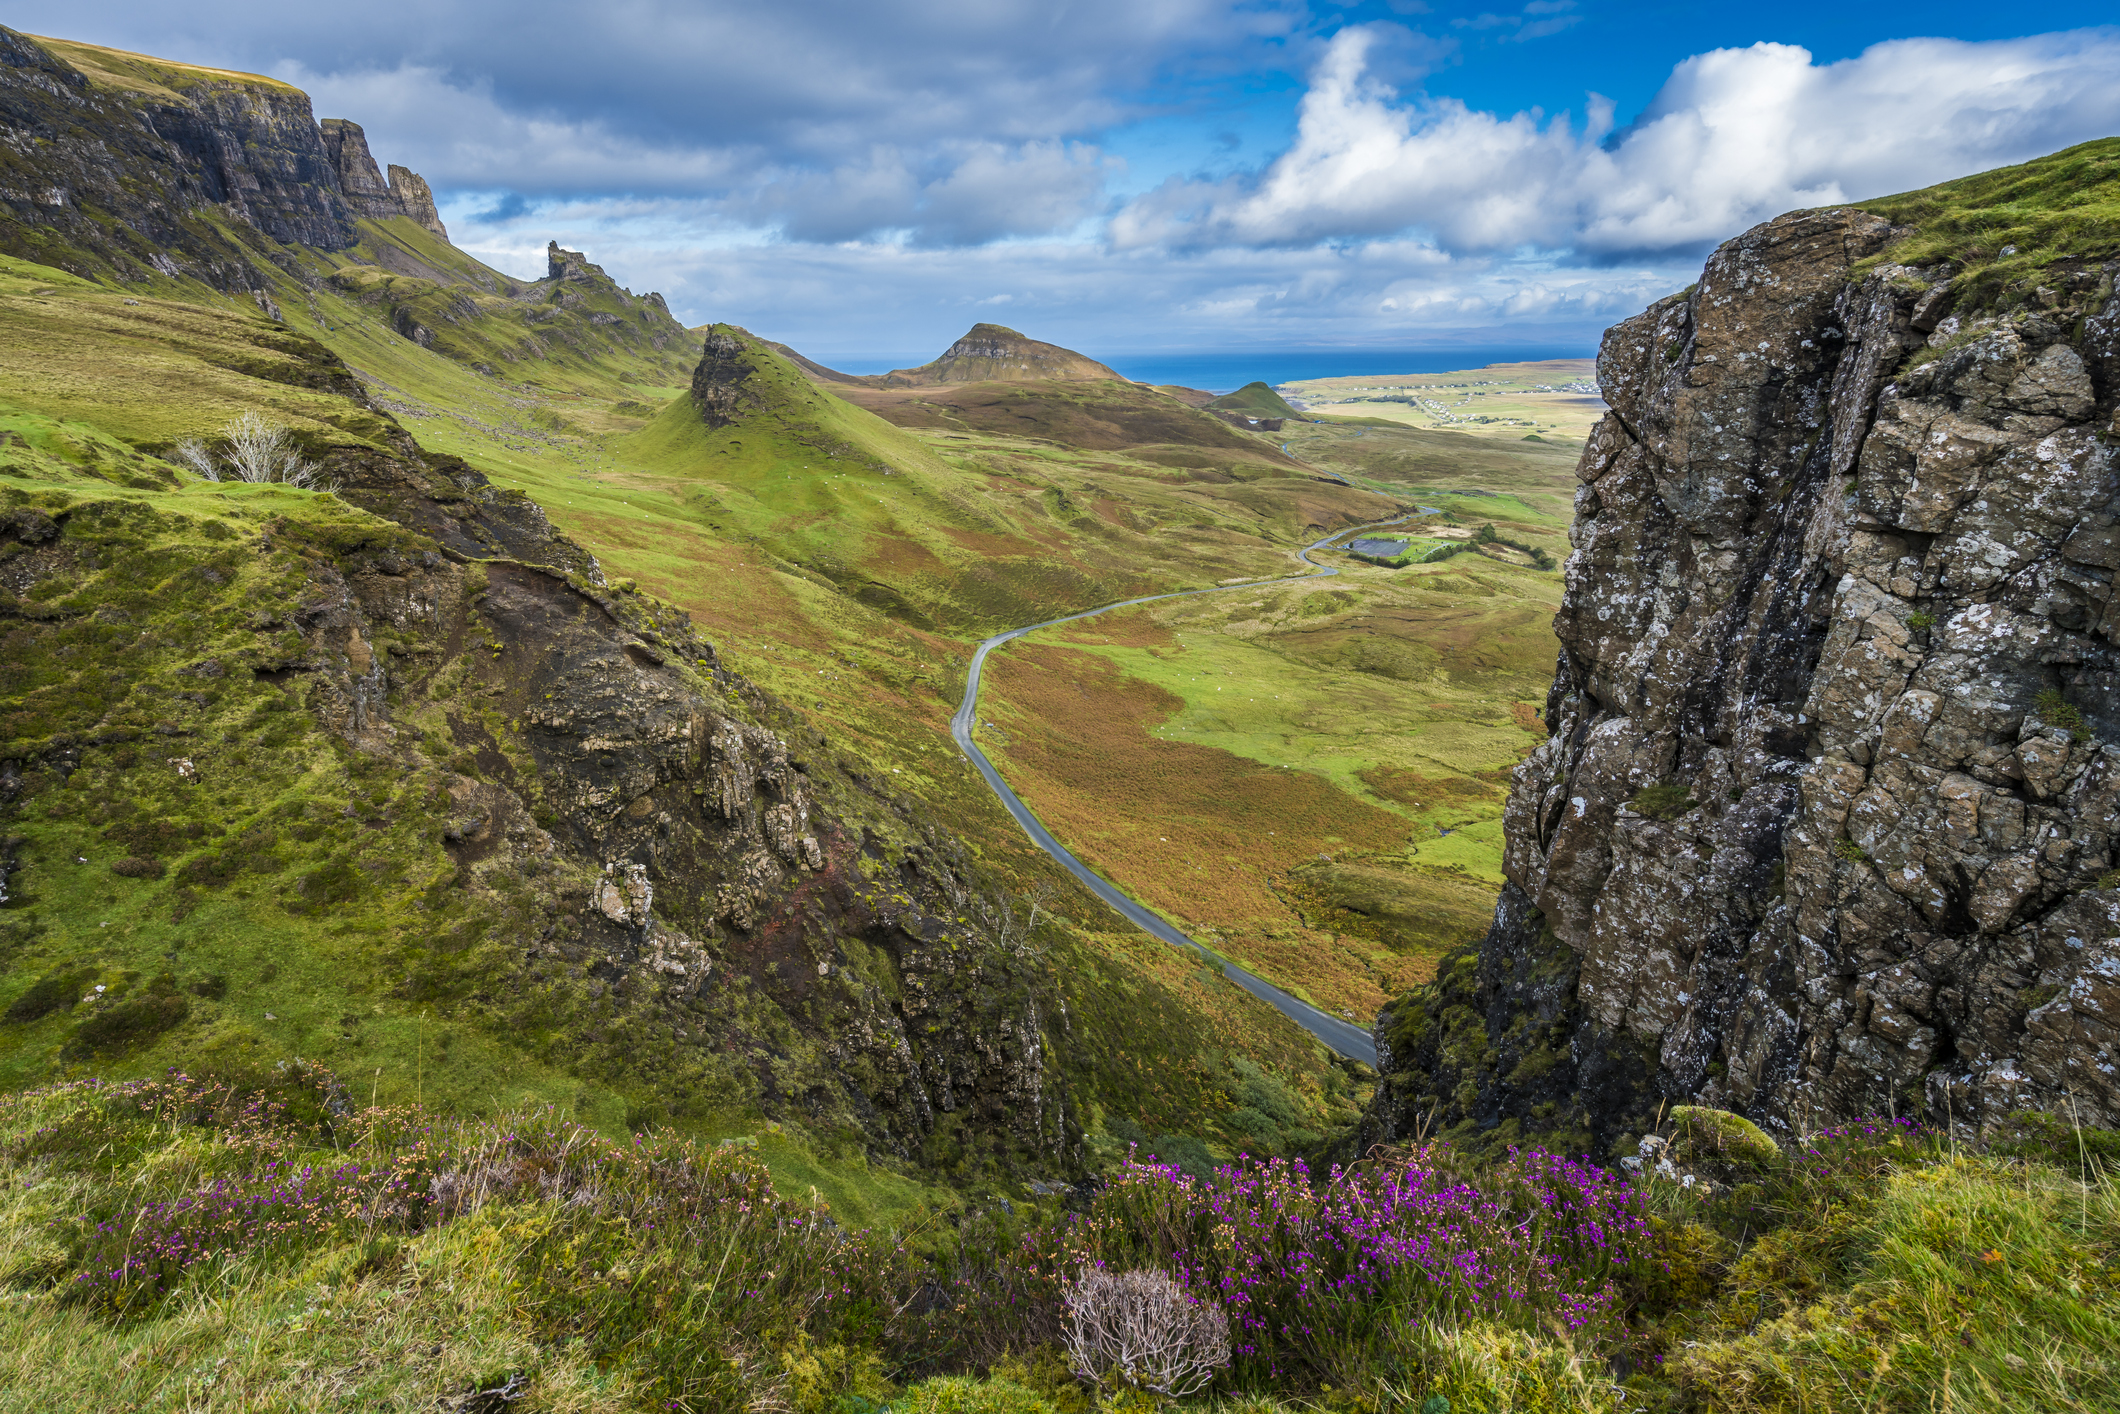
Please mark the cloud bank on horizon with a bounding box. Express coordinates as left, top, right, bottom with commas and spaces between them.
11, 1, 2120, 360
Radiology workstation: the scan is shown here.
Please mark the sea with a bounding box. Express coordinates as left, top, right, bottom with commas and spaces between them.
822, 344, 1597, 395
1100, 346, 1597, 394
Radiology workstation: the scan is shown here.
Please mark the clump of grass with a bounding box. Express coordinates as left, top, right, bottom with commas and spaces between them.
1832, 837, 1868, 863
2035, 687, 2092, 743
1906, 609, 1936, 631
1630, 782, 1698, 821
1671, 1151, 2120, 1411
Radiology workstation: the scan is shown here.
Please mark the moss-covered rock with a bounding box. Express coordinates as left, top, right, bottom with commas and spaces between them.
1670, 1106, 1782, 1174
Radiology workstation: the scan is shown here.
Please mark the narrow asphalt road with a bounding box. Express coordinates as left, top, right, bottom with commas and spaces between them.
949, 517, 1425, 1066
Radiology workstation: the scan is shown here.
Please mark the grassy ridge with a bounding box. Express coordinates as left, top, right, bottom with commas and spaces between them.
1856, 136, 2120, 311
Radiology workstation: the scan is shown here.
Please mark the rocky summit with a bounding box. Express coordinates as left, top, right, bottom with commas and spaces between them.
1368, 155, 2120, 1156
878, 322, 1126, 386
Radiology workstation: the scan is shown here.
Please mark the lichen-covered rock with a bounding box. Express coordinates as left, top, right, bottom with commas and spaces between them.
1367, 204, 2120, 1153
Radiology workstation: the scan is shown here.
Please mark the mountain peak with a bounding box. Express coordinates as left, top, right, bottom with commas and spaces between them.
320, 119, 448, 241
881, 324, 1122, 386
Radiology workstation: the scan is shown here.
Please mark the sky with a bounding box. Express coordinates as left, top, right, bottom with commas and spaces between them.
13, 1, 2120, 365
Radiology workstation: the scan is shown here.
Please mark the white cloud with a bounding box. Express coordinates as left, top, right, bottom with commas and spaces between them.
1114, 23, 2120, 257
452, 201, 1676, 359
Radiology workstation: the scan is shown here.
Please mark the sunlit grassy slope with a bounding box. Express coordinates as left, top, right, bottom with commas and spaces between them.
1855, 135, 2120, 310
0, 248, 1381, 1193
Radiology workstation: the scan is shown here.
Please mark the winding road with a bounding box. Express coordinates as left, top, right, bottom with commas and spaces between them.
950, 517, 1426, 1066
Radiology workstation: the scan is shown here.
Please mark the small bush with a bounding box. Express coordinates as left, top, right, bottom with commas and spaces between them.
1906, 610, 1936, 631
110, 855, 164, 879
174, 850, 244, 887
174, 412, 334, 491
1062, 1267, 1231, 1396
4, 969, 92, 1023
1832, 837, 1867, 863
61, 991, 189, 1060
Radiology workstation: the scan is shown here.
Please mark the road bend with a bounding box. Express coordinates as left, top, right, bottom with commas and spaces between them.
950, 516, 1427, 1065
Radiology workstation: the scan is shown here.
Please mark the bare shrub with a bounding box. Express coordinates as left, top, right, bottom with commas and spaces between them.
1061, 1265, 1231, 1397
174, 411, 334, 490
172, 436, 219, 481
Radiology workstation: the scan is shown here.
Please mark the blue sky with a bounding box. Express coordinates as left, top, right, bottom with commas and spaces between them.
12, 2, 2120, 363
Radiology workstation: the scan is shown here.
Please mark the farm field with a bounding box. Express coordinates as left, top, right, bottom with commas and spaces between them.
1285, 357, 1605, 442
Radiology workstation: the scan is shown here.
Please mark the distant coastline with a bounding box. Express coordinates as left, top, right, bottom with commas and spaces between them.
809, 344, 1599, 394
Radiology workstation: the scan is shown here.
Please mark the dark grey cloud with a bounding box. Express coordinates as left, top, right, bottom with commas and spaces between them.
12, 0, 1308, 245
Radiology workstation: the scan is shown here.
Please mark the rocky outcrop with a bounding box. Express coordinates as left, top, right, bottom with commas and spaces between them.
385, 167, 447, 241
1367, 204, 2120, 1153
691, 324, 769, 428
321, 119, 448, 240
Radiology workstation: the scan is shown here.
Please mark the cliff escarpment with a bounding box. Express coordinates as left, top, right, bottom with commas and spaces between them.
1, 29, 374, 284
321, 118, 448, 240
1368, 141, 2120, 1154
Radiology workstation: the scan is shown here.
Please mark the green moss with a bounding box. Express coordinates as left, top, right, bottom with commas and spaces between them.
2035, 687, 2092, 743
1669, 1106, 1782, 1172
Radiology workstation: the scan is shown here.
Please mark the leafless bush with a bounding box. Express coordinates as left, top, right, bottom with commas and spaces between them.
172, 436, 219, 481
1062, 1265, 1231, 1397
173, 411, 334, 490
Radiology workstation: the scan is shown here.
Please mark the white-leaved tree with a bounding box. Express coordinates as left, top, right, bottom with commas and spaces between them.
1062, 1266, 1231, 1397
174, 411, 333, 491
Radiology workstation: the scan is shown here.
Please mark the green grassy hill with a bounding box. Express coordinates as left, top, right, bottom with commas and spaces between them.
0, 20, 1386, 1207
1206, 380, 1304, 420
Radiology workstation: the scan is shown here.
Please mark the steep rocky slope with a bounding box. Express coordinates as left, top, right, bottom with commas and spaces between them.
0, 27, 690, 392
1367, 140, 2120, 1154
0, 265, 1074, 1175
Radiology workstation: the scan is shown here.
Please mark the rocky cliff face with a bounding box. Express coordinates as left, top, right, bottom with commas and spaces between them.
0, 29, 445, 289
1367, 204, 2120, 1154
321, 119, 449, 241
